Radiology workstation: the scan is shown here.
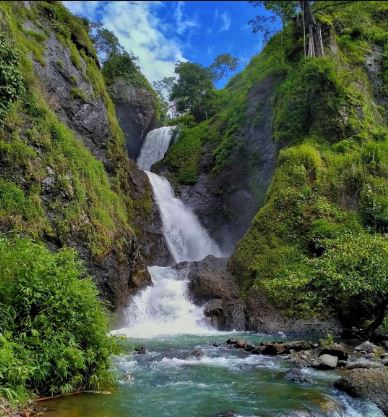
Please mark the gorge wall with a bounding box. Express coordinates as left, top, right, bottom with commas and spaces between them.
0, 1, 167, 309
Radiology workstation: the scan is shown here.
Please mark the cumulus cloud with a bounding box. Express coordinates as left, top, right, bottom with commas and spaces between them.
64, 1, 193, 83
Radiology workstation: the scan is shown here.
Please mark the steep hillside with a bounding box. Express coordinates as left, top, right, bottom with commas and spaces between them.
158, 1, 388, 329
0, 1, 164, 309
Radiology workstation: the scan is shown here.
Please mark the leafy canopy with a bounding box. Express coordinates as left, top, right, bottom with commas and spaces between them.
170, 61, 215, 121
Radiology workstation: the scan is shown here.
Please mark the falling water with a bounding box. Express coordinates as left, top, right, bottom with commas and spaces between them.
137, 126, 175, 171
116, 127, 222, 337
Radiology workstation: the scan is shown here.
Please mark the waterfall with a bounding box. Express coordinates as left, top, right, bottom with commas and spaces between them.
146, 172, 221, 263
116, 127, 222, 337
136, 126, 175, 171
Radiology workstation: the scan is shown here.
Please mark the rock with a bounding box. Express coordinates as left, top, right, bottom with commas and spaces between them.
337, 360, 347, 368
284, 369, 313, 384
190, 349, 205, 359
134, 346, 146, 354
262, 343, 285, 356
108, 79, 159, 160
212, 342, 221, 347
334, 368, 388, 414
216, 411, 239, 417
235, 339, 246, 348
226, 338, 237, 345
203, 298, 246, 331
285, 341, 312, 353
245, 344, 256, 352
382, 341, 388, 350
313, 354, 338, 370
346, 361, 382, 370
320, 343, 348, 360
177, 256, 239, 304
355, 341, 378, 354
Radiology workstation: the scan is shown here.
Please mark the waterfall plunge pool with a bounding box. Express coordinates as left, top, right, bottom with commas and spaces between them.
38, 332, 384, 417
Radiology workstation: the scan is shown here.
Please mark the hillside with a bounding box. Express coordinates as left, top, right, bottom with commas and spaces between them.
157, 1, 388, 329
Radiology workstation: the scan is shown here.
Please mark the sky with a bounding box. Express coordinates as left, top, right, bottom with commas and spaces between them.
64, 1, 280, 88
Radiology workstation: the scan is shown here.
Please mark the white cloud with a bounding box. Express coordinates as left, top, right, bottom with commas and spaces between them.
64, 1, 191, 83
215, 9, 231, 33
173, 1, 198, 35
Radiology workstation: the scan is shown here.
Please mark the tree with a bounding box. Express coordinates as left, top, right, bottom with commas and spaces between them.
311, 233, 388, 333
249, 1, 325, 59
209, 54, 239, 81
170, 61, 215, 121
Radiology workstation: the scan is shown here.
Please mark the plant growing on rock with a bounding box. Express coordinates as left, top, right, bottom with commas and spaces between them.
0, 33, 24, 124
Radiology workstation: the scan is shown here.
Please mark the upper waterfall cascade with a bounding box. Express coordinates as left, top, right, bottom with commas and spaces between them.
136, 126, 175, 171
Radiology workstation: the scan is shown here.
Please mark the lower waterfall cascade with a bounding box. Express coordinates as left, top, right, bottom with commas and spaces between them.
116, 127, 222, 337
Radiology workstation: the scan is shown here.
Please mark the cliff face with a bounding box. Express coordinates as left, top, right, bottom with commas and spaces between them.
109, 79, 159, 160
0, 1, 165, 309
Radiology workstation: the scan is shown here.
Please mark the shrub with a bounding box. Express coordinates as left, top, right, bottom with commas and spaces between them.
0, 236, 116, 400
311, 233, 388, 329
0, 33, 24, 124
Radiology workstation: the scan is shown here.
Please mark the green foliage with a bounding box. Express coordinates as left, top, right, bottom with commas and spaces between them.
163, 123, 209, 184
209, 54, 239, 81
311, 233, 388, 328
0, 236, 116, 399
170, 61, 216, 121
0, 32, 24, 124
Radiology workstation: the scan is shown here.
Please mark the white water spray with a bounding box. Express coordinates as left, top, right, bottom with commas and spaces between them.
116, 127, 222, 338
136, 126, 175, 171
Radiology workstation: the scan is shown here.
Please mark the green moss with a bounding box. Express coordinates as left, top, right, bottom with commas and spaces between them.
163, 122, 209, 185
70, 86, 87, 102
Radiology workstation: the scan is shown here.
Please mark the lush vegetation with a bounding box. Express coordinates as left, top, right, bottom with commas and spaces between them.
0, 1, 143, 405
0, 236, 116, 403
163, 1, 388, 329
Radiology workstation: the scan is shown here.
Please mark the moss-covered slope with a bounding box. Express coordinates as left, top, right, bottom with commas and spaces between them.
229, 1, 388, 327
0, 1, 158, 308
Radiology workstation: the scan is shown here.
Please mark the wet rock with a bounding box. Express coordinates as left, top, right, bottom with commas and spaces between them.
337, 360, 347, 368
204, 298, 246, 331
135, 346, 146, 354
284, 369, 314, 385
313, 354, 338, 370
179, 256, 239, 304
235, 339, 246, 349
262, 343, 285, 356
285, 341, 313, 353
190, 349, 205, 359
216, 411, 239, 417
245, 343, 256, 352
320, 343, 348, 360
355, 341, 378, 354
334, 368, 388, 414
226, 338, 237, 345
346, 361, 382, 370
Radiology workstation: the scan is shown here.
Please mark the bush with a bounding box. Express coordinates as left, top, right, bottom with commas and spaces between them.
311, 233, 388, 329
0, 236, 116, 401
0, 33, 24, 124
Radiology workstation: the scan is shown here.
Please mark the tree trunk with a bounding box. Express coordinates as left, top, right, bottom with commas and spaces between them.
301, 0, 325, 57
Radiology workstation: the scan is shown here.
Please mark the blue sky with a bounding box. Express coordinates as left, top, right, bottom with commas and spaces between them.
64, 1, 279, 87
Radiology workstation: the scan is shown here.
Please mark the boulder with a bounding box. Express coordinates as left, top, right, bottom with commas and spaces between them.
176, 256, 239, 304
313, 354, 338, 370
235, 339, 246, 348
262, 343, 286, 356
285, 341, 313, 353
204, 298, 246, 331
355, 341, 378, 354
320, 343, 348, 360
334, 368, 388, 414
284, 369, 314, 384
346, 361, 382, 370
